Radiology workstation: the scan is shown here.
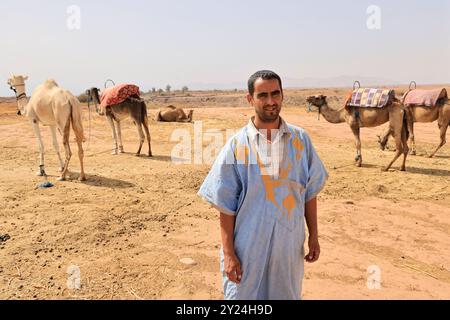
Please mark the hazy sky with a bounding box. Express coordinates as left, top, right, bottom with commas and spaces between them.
1, 0, 449, 95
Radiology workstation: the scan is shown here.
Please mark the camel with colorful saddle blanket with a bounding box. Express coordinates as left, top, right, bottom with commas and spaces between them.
86, 82, 152, 157
306, 82, 409, 172
378, 82, 449, 157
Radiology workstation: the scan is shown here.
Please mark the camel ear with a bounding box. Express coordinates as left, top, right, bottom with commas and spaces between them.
321, 95, 327, 99
23, 76, 28, 81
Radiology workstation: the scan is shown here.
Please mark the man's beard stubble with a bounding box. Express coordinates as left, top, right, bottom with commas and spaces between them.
256, 104, 281, 123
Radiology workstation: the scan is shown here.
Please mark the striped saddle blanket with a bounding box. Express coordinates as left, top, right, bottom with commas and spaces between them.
100, 84, 140, 110
347, 88, 395, 108
402, 88, 447, 107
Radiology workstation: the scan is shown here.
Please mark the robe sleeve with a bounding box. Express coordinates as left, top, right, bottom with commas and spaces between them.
197, 139, 242, 216
303, 132, 328, 202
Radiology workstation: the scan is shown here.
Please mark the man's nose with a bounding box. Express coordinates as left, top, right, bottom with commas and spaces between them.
267, 95, 276, 106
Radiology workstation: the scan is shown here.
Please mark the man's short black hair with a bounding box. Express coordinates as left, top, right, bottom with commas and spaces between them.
247, 70, 283, 96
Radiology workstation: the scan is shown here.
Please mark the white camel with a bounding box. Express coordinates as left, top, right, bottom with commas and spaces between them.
7, 75, 86, 181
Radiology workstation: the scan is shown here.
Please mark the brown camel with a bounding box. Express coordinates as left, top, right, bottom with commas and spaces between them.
306, 94, 409, 171
378, 88, 449, 157
86, 87, 152, 157
8, 75, 86, 181
155, 105, 194, 122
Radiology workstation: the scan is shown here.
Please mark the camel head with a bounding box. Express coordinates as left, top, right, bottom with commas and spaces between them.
306, 95, 327, 120
7, 75, 29, 115
7, 74, 28, 92
306, 95, 327, 109
85, 87, 102, 113
187, 109, 194, 122
377, 134, 388, 151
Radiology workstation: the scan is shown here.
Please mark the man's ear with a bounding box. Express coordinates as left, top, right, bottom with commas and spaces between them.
246, 93, 253, 105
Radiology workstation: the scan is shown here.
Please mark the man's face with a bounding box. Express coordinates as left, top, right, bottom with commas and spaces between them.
247, 78, 283, 123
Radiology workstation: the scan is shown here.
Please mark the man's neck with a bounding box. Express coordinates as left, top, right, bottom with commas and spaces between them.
252, 116, 281, 142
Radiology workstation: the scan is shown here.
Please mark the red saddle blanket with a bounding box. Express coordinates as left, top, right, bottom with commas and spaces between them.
402, 88, 447, 107
100, 84, 140, 110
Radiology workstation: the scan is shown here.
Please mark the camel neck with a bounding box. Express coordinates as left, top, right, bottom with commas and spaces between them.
319, 103, 346, 123
15, 90, 28, 115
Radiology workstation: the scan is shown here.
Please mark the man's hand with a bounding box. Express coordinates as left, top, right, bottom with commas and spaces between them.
224, 253, 242, 284
305, 235, 320, 263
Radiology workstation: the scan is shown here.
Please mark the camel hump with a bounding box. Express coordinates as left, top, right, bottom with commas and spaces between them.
44, 79, 59, 88
127, 95, 142, 103
166, 105, 177, 110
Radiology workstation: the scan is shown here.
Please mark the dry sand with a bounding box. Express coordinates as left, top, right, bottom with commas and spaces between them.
0, 87, 449, 299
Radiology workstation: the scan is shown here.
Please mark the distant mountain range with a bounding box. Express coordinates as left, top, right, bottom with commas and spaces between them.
187, 75, 407, 90
283, 75, 400, 88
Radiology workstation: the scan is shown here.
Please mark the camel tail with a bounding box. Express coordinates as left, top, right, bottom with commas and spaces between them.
141, 101, 149, 125
69, 95, 86, 142
402, 111, 409, 141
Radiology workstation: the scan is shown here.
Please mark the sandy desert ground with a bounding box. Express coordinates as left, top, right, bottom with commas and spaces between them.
0, 87, 449, 299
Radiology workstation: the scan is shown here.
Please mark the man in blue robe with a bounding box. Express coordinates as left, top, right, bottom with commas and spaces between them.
198, 70, 328, 300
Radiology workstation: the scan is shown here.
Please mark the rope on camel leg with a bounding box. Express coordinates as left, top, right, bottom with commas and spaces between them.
332, 162, 356, 170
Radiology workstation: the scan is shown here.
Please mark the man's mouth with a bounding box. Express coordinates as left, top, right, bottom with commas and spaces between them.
264, 106, 278, 112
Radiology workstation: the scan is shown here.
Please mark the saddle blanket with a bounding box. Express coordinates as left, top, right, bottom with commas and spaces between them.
402, 88, 447, 107
347, 88, 394, 108
100, 84, 140, 110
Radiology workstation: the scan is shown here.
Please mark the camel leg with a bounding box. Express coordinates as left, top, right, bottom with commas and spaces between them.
76, 136, 86, 181
383, 144, 403, 171
50, 125, 64, 172
106, 115, 119, 155
31, 119, 46, 176
350, 126, 362, 167
115, 121, 124, 153
383, 125, 406, 172
142, 118, 152, 157
428, 121, 448, 158
59, 121, 72, 181
404, 108, 416, 155
134, 120, 145, 156
400, 120, 409, 171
